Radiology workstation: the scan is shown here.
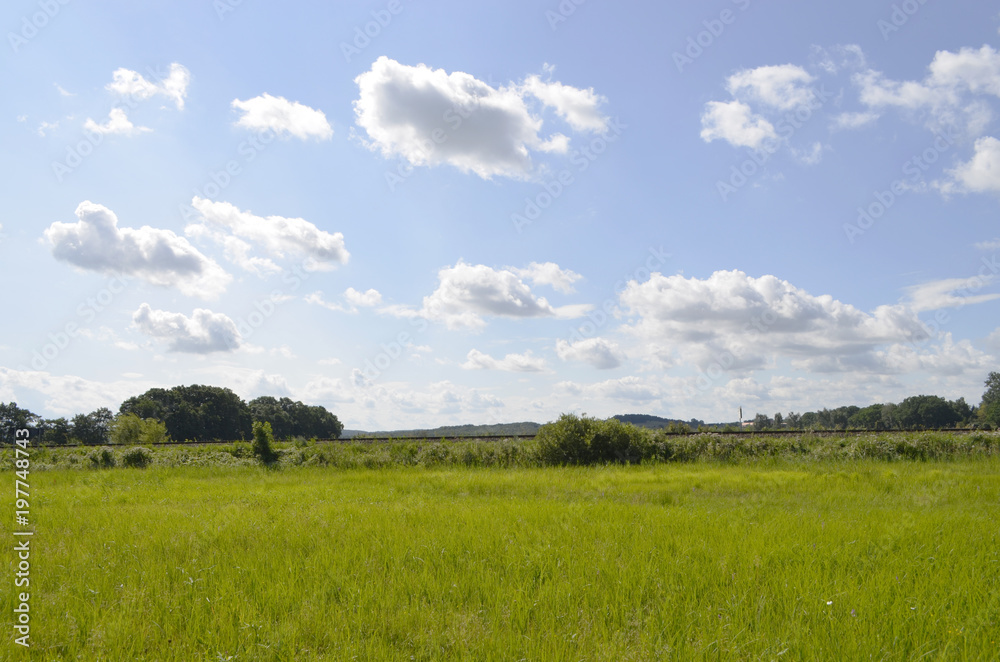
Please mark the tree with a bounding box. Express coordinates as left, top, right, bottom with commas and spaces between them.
249, 396, 343, 440
849, 404, 884, 430
0, 402, 41, 443
752, 413, 771, 431
773, 412, 783, 428
72, 408, 113, 445
120, 385, 252, 441
42, 418, 72, 445
109, 413, 170, 445
979, 372, 1000, 427
252, 420, 278, 463
895, 395, 961, 429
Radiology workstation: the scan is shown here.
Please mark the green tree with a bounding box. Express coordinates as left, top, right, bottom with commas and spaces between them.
896, 395, 961, 429
982, 372, 1000, 407
849, 404, 884, 430
110, 413, 145, 445
42, 417, 72, 445
0, 402, 40, 443
72, 408, 113, 445
252, 420, 278, 463
249, 396, 343, 439
120, 385, 252, 441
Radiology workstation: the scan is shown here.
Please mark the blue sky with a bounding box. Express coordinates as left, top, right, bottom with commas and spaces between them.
1, 0, 999, 429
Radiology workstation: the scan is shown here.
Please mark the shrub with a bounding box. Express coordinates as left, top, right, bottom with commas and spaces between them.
535, 414, 653, 465
88, 447, 116, 469
252, 421, 278, 463
120, 446, 153, 468
229, 441, 252, 458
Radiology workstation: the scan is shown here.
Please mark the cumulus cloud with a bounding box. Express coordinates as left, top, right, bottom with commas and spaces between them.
832, 111, 879, 130
938, 136, 1000, 194
386, 261, 589, 330
555, 337, 623, 370
461, 349, 546, 372
619, 270, 932, 374
43, 201, 231, 299
132, 303, 240, 353
353, 56, 607, 179
0, 367, 150, 417
231, 93, 333, 140
84, 108, 151, 136
700, 100, 777, 149
511, 261, 583, 293
106, 63, 190, 110
727, 64, 817, 111
186, 197, 349, 272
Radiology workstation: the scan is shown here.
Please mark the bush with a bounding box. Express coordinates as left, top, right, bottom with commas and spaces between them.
252, 421, 278, 463
120, 446, 153, 468
87, 447, 116, 469
535, 414, 653, 465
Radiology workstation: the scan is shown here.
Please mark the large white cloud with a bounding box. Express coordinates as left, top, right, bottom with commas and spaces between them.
726, 64, 817, 111
106, 63, 190, 110
231, 93, 333, 140
700, 100, 777, 149
619, 270, 935, 374
43, 201, 231, 299
555, 337, 623, 370
461, 349, 546, 372
186, 197, 349, 272
132, 303, 241, 353
387, 261, 590, 330
353, 57, 605, 179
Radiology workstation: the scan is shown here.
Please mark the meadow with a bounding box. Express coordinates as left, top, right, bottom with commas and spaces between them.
3, 436, 999, 660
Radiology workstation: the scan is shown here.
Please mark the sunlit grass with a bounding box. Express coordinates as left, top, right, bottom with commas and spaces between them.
3, 460, 999, 660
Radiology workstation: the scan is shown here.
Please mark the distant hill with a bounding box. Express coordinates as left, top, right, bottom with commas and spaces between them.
612, 414, 710, 430
342, 421, 541, 438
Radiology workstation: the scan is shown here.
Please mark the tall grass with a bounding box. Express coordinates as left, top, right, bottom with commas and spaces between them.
3, 460, 998, 659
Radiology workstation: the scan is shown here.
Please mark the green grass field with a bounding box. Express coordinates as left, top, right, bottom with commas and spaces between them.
4, 457, 999, 660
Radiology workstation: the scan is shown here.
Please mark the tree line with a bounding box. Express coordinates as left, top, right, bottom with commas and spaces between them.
746, 372, 1000, 431
0, 385, 343, 445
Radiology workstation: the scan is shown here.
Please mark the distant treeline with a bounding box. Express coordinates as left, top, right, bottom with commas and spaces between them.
0, 385, 343, 445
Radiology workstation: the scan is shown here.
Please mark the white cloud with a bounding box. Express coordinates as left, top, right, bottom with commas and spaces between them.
902, 277, 1000, 312
511, 261, 582, 293
461, 349, 546, 372
727, 64, 817, 110
700, 100, 777, 149
0, 367, 151, 418
353, 56, 606, 179
132, 303, 241, 353
36, 120, 59, 137
306, 288, 381, 314
938, 136, 1000, 194
186, 197, 349, 272
106, 63, 190, 110
43, 201, 231, 299
976, 238, 1000, 250
84, 108, 151, 136
55, 83, 74, 97
832, 111, 879, 130
231, 93, 333, 140
344, 287, 382, 308
619, 270, 935, 374
555, 337, 623, 370
557, 376, 661, 402
387, 261, 588, 330
522, 74, 609, 132
855, 45, 1000, 135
